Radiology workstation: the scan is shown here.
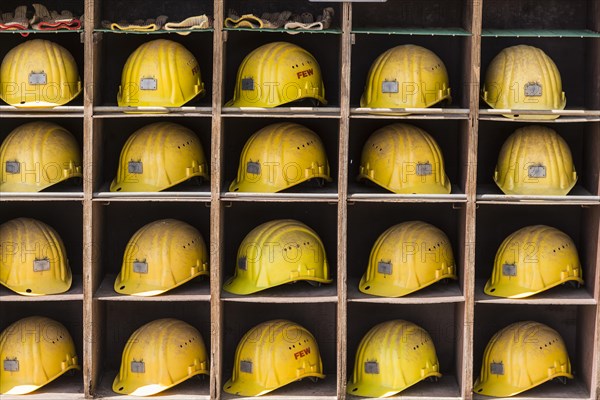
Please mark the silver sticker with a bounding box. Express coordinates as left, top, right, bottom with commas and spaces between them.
33, 259, 50, 272
29, 72, 47, 85
3, 359, 18, 372
131, 360, 145, 373
240, 360, 252, 373
133, 261, 148, 274
416, 163, 433, 176
524, 82, 542, 97
364, 361, 379, 374
246, 161, 261, 175
140, 78, 157, 90
238, 257, 247, 271
5, 161, 20, 174
128, 161, 143, 174
502, 263, 517, 276
242, 78, 254, 91
381, 81, 399, 93
528, 165, 546, 178
377, 261, 392, 275
490, 362, 504, 375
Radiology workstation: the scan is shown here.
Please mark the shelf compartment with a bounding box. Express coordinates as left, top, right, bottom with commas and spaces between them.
482, 29, 600, 38
352, 27, 470, 36
94, 274, 210, 302
0, 275, 84, 302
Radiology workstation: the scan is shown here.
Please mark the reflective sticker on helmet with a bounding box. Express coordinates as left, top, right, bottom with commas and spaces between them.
490, 362, 504, 375
238, 257, 247, 271
524, 82, 542, 97
381, 80, 399, 94
240, 360, 252, 373
128, 161, 143, 174
528, 165, 546, 178
364, 361, 380, 374
133, 261, 148, 274
246, 161, 261, 175
416, 163, 433, 176
131, 360, 145, 373
29, 72, 47, 85
377, 261, 392, 275
3, 359, 18, 372
140, 78, 157, 90
242, 78, 254, 91
5, 161, 20, 174
502, 263, 517, 276
33, 258, 50, 272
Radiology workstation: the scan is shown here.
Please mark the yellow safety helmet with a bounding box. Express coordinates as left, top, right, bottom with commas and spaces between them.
359, 221, 457, 297
360, 45, 451, 113
484, 225, 583, 299
0, 122, 82, 192
117, 39, 205, 108
112, 318, 209, 396
224, 319, 325, 396
347, 320, 442, 398
114, 219, 208, 296
0, 218, 72, 296
226, 42, 327, 107
110, 122, 208, 192
482, 45, 566, 120
223, 219, 332, 295
0, 316, 79, 395
0, 39, 82, 108
229, 122, 332, 193
474, 321, 573, 397
358, 123, 451, 194
494, 125, 577, 196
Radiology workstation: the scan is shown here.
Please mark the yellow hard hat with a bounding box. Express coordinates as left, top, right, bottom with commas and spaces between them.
226, 42, 327, 107
358, 123, 451, 194
229, 122, 332, 193
223, 219, 332, 295
0, 316, 80, 395
360, 45, 451, 113
110, 122, 208, 192
117, 39, 205, 108
224, 319, 325, 396
359, 221, 457, 297
484, 225, 583, 298
494, 125, 577, 196
0, 218, 72, 296
0, 122, 82, 192
112, 318, 209, 396
347, 320, 442, 397
474, 321, 573, 397
114, 219, 208, 296
482, 45, 566, 120
0, 39, 82, 108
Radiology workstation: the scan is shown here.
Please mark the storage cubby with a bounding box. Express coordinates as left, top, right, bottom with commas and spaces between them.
222, 302, 338, 399
473, 304, 597, 399
347, 302, 463, 399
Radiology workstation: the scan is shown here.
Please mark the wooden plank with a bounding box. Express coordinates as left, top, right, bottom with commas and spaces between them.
346, 277, 464, 304
0, 375, 84, 400
0, 275, 84, 302
94, 274, 211, 302
474, 279, 595, 305
95, 372, 210, 399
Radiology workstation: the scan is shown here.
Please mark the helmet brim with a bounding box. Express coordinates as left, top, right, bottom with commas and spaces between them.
483, 276, 584, 299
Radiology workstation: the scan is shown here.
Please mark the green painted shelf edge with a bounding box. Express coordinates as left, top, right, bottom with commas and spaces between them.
0, 29, 83, 34
222, 27, 342, 34
482, 29, 600, 37
351, 27, 471, 36
93, 28, 213, 34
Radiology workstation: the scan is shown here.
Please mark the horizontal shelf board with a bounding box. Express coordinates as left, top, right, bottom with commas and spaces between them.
94, 183, 211, 201
222, 375, 337, 400
474, 279, 595, 305
0, 29, 83, 34
0, 375, 83, 400
223, 27, 342, 35
352, 27, 471, 36
347, 278, 464, 304
93, 106, 213, 116
351, 107, 469, 119
479, 109, 600, 122
221, 283, 337, 303
222, 107, 341, 118
0, 275, 83, 302
221, 191, 339, 202
0, 105, 84, 114
96, 372, 209, 399
348, 184, 467, 203
482, 29, 600, 38
95, 275, 210, 302
94, 28, 214, 34
0, 192, 84, 201
348, 374, 461, 400
473, 378, 590, 400
476, 184, 600, 205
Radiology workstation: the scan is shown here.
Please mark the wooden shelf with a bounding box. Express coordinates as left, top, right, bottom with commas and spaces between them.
92, 106, 213, 117
0, 275, 84, 302
222, 107, 341, 118
347, 183, 467, 203
221, 190, 339, 202
474, 279, 595, 305
93, 183, 211, 201
0, 105, 84, 114
221, 283, 337, 303
482, 29, 600, 38
0, 191, 84, 201
223, 27, 342, 35
221, 375, 338, 400
0, 375, 84, 400
95, 372, 210, 399
476, 185, 600, 205
478, 109, 600, 122
473, 378, 591, 400
347, 374, 461, 400
94, 275, 210, 302
350, 107, 470, 120
347, 277, 464, 305
352, 27, 471, 36
94, 28, 214, 34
